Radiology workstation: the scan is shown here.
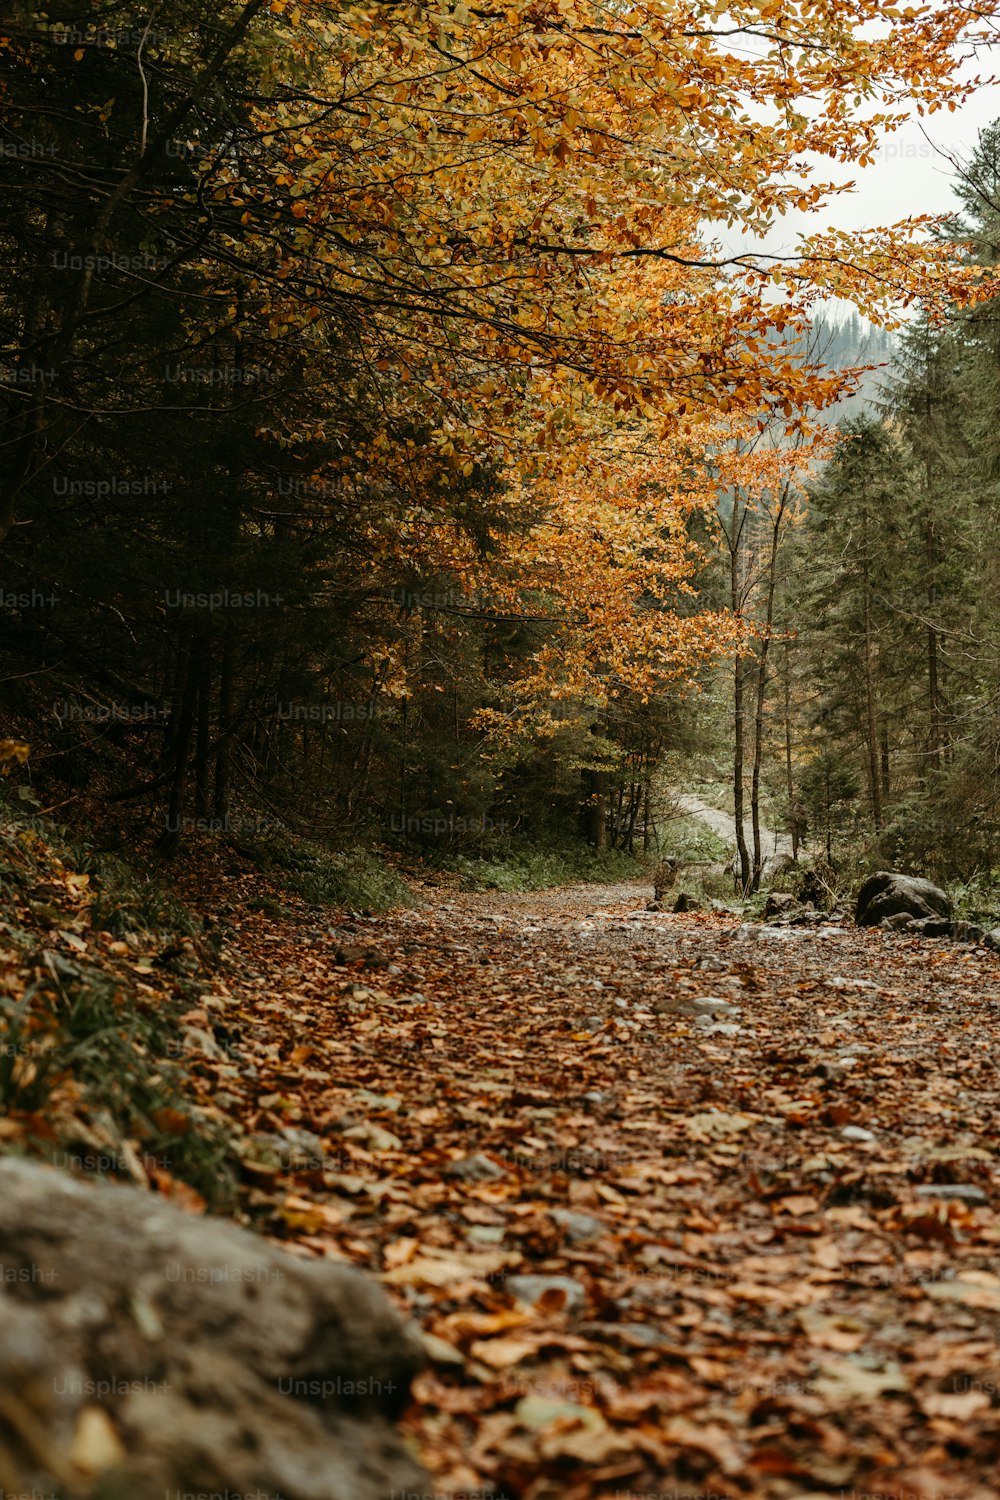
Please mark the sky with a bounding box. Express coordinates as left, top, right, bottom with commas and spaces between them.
715, 62, 1000, 319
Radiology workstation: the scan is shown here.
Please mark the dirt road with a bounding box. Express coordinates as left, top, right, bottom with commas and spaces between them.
672, 792, 796, 864
204, 880, 1000, 1500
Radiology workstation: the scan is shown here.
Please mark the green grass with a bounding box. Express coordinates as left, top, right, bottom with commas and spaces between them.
441, 837, 642, 892
949, 874, 1000, 930
240, 832, 414, 911
655, 811, 731, 863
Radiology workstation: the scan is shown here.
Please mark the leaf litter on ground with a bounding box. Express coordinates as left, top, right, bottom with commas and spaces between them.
163, 874, 1000, 1500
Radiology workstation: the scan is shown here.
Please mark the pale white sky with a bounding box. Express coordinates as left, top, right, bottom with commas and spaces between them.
716, 66, 1000, 315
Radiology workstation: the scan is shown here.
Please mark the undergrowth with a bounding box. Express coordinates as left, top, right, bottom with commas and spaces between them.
0, 786, 236, 1207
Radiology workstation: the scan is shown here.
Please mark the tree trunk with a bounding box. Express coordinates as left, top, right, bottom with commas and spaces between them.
861, 556, 882, 831
213, 621, 234, 822
159, 648, 200, 854
783, 639, 799, 860
194, 633, 212, 819
733, 653, 750, 891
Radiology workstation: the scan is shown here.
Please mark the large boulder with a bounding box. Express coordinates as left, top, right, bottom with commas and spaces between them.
855, 871, 951, 928
0, 1157, 426, 1500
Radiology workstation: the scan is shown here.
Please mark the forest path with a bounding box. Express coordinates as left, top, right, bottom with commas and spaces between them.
671, 791, 796, 863
206, 881, 1000, 1500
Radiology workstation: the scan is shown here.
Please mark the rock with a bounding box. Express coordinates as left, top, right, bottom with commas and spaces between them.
645, 900, 663, 912
904, 916, 953, 938
880, 912, 914, 932
653, 995, 736, 1019
984, 926, 1000, 952
549, 1209, 606, 1244
913, 1184, 988, 1204
952, 921, 984, 943
764, 892, 799, 921
505, 1274, 586, 1312
842, 1125, 876, 1142
341, 1123, 402, 1151
0, 1158, 426, 1500
334, 944, 388, 968
673, 892, 703, 913
444, 1152, 506, 1182
181, 1025, 224, 1058
584, 1321, 672, 1349
855, 871, 951, 928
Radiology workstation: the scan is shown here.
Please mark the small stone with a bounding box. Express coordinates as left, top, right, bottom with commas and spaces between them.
515, 1395, 605, 1433
444, 1153, 506, 1182
655, 995, 735, 1019
913, 1184, 988, 1204
334, 944, 368, 964
905, 917, 952, 938
587, 1321, 671, 1349
842, 1125, 876, 1142
505, 1274, 586, 1312
341, 1123, 402, 1152
181, 1026, 224, 1059
466, 1225, 506, 1245
354, 1090, 403, 1112
673, 892, 703, 913
549, 1208, 606, 1245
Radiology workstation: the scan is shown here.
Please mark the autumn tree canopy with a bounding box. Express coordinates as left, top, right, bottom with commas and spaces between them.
1, 0, 997, 842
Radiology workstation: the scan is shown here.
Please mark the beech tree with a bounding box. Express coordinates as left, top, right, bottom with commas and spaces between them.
2, 0, 998, 846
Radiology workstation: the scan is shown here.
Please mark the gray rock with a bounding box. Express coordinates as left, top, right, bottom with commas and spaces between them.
842, 1125, 876, 1142
952, 921, 984, 943
656, 994, 735, 1019
444, 1152, 506, 1182
856, 871, 951, 928
0, 1157, 425, 1500
585, 1321, 672, 1349
913, 1184, 988, 1204
764, 892, 799, 921
673, 892, 703, 913
880, 912, 914, 932
904, 916, 953, 938
983, 927, 1000, 951
505, 1274, 586, 1312
549, 1209, 606, 1245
